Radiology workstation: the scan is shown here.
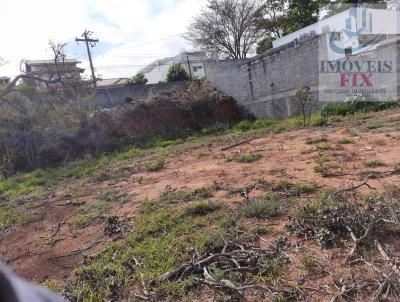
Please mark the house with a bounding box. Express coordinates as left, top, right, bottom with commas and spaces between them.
139, 51, 209, 84
0, 77, 10, 86
24, 59, 84, 88
272, 5, 400, 60
97, 78, 128, 88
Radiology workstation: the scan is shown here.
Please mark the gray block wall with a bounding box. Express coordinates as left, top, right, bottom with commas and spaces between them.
205, 34, 400, 118
93, 81, 190, 108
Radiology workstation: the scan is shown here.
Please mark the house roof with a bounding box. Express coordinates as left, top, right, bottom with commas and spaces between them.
138, 57, 173, 74
97, 78, 128, 87
25, 59, 81, 65
138, 51, 209, 74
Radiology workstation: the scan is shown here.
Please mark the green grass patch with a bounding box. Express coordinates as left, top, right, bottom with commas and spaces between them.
362, 193, 386, 204
0, 157, 112, 200
0, 204, 25, 230
70, 189, 128, 228
184, 200, 222, 217
313, 157, 341, 177
300, 148, 315, 155
310, 115, 328, 126
243, 194, 286, 219
155, 138, 184, 148
271, 180, 317, 195
269, 167, 286, 175
364, 159, 386, 168
300, 189, 343, 214
316, 144, 332, 152
235, 152, 262, 163
305, 136, 328, 145
159, 186, 215, 204
338, 138, 354, 145
321, 100, 399, 117
65, 200, 227, 301
366, 123, 383, 130
197, 151, 210, 158
145, 156, 167, 172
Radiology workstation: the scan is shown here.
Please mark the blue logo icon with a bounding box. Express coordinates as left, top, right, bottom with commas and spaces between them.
329, 7, 380, 54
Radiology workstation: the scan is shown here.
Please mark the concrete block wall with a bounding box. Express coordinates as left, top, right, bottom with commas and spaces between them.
205, 37, 321, 118
93, 81, 190, 108
205, 35, 399, 118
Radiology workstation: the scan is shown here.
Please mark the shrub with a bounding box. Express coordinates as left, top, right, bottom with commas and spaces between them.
0, 204, 24, 230
305, 136, 328, 145
125, 73, 148, 85
338, 138, 353, 145
295, 86, 314, 127
243, 194, 285, 219
321, 99, 399, 117
364, 160, 385, 168
185, 201, 222, 216
233, 120, 254, 132
166, 63, 190, 82
145, 156, 166, 172
155, 138, 184, 148
316, 144, 332, 151
236, 152, 262, 163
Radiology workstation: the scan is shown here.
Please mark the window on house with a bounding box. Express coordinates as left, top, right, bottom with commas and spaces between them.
332, 32, 341, 41
192, 65, 203, 72
345, 47, 352, 57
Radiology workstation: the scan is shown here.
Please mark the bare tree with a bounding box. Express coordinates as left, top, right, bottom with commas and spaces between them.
185, 0, 266, 59
0, 42, 94, 176
295, 86, 314, 127
1, 41, 87, 101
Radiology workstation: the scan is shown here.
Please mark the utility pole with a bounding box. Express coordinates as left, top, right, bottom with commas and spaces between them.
186, 55, 192, 79
76, 29, 99, 88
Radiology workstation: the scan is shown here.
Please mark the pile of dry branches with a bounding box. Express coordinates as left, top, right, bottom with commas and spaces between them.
290, 199, 400, 301
157, 236, 295, 300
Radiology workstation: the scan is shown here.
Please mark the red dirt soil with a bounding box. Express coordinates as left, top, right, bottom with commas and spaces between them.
1, 109, 400, 300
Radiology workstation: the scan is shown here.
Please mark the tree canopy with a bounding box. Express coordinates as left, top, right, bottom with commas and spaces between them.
126, 73, 148, 86
185, 0, 266, 59
166, 64, 190, 82
187, 0, 390, 57
257, 0, 320, 54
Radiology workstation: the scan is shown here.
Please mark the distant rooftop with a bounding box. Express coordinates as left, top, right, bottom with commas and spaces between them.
138, 51, 207, 74
138, 57, 173, 74
25, 59, 81, 65
97, 78, 128, 87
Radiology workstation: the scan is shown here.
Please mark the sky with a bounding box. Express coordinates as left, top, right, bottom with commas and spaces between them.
0, 0, 207, 79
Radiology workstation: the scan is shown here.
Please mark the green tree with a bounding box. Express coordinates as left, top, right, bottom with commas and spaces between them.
324, 0, 387, 16
166, 64, 190, 82
125, 73, 148, 86
257, 0, 320, 54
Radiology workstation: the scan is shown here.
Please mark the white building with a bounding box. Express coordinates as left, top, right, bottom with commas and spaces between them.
139, 52, 208, 84
0, 77, 10, 86
273, 5, 400, 60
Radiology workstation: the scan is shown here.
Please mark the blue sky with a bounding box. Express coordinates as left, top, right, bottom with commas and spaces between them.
0, 0, 206, 78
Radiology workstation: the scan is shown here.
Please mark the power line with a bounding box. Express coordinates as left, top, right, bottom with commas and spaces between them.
111, 33, 184, 51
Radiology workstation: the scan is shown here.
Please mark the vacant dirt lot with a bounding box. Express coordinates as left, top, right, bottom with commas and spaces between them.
1, 109, 400, 301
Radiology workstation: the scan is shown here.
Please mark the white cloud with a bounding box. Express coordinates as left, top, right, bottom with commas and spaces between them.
0, 0, 207, 78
